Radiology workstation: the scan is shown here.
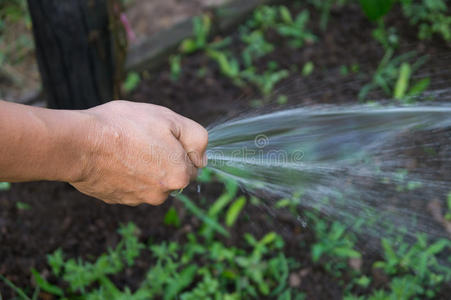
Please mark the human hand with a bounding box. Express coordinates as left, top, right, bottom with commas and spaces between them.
70, 101, 208, 206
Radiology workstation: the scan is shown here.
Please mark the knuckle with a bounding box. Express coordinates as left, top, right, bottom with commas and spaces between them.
197, 127, 209, 148
157, 105, 176, 116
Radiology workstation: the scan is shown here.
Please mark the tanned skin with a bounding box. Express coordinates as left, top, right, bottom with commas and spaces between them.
0, 100, 208, 206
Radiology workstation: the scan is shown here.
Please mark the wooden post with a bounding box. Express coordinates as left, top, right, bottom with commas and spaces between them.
27, 0, 125, 109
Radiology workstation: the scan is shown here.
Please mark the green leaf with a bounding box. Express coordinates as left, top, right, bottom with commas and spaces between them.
260, 232, 277, 245
169, 55, 182, 81
164, 206, 181, 228
355, 276, 371, 288
180, 39, 198, 54
0, 182, 11, 191
407, 78, 430, 96
16, 201, 31, 210
209, 193, 234, 218
359, 0, 393, 21
426, 239, 449, 255
98, 276, 121, 298
48, 249, 64, 276
301, 61, 314, 76
123, 72, 140, 93
279, 6, 293, 24
225, 196, 247, 227
334, 247, 361, 258
394, 62, 411, 100
0, 274, 31, 300
312, 244, 324, 262
31, 269, 64, 296
165, 265, 197, 300
176, 194, 229, 237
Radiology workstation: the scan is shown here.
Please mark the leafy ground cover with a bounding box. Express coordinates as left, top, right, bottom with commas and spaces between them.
1, 0, 451, 299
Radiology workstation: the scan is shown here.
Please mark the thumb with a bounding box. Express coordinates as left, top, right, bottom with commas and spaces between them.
174, 116, 208, 168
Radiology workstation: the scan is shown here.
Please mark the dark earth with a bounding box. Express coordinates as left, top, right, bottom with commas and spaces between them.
1, 2, 451, 299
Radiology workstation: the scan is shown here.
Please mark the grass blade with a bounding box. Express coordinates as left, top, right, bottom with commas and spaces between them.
0, 274, 30, 300
176, 194, 229, 237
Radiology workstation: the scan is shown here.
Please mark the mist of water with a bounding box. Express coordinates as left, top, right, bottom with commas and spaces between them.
205, 104, 451, 247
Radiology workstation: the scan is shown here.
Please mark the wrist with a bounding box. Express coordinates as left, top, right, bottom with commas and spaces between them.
47, 109, 96, 183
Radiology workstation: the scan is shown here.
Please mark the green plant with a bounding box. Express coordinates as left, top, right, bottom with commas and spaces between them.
225, 195, 247, 227
122, 72, 140, 93
179, 15, 212, 54
16, 201, 31, 210
276, 10, 316, 48
348, 275, 424, 300
164, 206, 181, 227
241, 30, 274, 67
70, 223, 141, 288
359, 51, 430, 102
10, 201, 298, 299
374, 234, 451, 298
176, 193, 229, 237
401, 0, 451, 41
308, 0, 348, 30
0, 273, 39, 300
169, 54, 182, 81
301, 61, 314, 76
241, 66, 289, 97
0, 181, 10, 191
359, 0, 394, 21
310, 215, 361, 276
275, 191, 303, 215
372, 21, 399, 51
246, 5, 280, 30
445, 192, 451, 221
206, 49, 243, 85
276, 94, 288, 105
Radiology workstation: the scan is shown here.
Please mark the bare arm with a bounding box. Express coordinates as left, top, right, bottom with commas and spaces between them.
0, 100, 208, 205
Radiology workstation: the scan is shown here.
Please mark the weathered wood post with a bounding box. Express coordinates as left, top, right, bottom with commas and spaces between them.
27, 0, 125, 109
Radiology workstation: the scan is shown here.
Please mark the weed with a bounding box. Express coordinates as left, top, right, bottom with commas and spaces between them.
374, 234, 451, 298
0, 182, 10, 191
401, 0, 451, 41
309, 213, 361, 276
359, 51, 430, 102
372, 21, 399, 51
340, 64, 360, 76
445, 192, 451, 221
241, 66, 289, 97
246, 5, 280, 30
276, 10, 316, 48
241, 30, 274, 67
276, 94, 288, 105
13, 195, 298, 299
169, 54, 182, 81
206, 49, 243, 85
179, 15, 211, 54
122, 72, 140, 93
225, 195, 247, 227
308, 0, 348, 30
359, 0, 393, 21
176, 193, 229, 237
164, 206, 181, 228
16, 201, 31, 210
301, 61, 314, 77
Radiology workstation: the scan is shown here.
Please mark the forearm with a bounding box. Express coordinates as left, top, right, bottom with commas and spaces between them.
0, 100, 89, 183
